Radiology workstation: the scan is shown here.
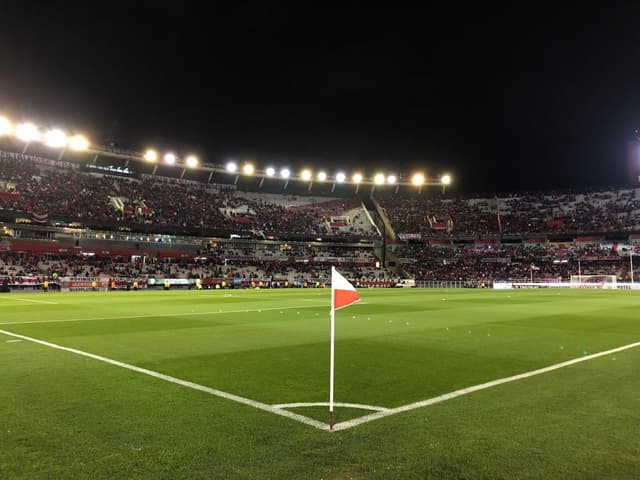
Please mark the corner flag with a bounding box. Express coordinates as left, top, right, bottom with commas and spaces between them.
332, 266, 360, 310
329, 267, 360, 430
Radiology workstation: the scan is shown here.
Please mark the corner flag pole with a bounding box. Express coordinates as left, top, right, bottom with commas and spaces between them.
329, 266, 360, 431
329, 270, 336, 430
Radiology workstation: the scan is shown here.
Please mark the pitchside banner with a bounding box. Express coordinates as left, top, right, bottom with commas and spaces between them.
493, 282, 640, 290
398, 233, 422, 241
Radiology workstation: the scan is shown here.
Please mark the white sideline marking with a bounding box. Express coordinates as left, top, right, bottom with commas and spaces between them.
331, 340, 640, 432
273, 402, 388, 412
5, 339, 22, 343
0, 296, 58, 305
0, 304, 326, 326
0, 329, 328, 431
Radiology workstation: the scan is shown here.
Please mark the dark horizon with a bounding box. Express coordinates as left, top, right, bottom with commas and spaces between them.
2, 4, 640, 194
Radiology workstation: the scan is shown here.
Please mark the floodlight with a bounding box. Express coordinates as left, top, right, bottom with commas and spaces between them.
280, 168, 290, 179
374, 173, 385, 185
0, 116, 12, 136
226, 161, 237, 173
243, 163, 255, 175
68, 134, 89, 151
301, 169, 312, 181
441, 174, 452, 185
411, 173, 425, 186
387, 174, 397, 185
317, 171, 327, 182
265, 167, 275, 177
336, 172, 346, 183
185, 155, 199, 168
144, 149, 158, 162
16, 122, 40, 142
352, 173, 363, 183
164, 153, 176, 165
44, 129, 67, 148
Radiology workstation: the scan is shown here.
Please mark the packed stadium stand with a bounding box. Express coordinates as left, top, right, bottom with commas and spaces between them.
1, 142, 639, 290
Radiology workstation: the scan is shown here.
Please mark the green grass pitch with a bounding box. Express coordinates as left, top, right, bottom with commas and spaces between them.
1, 288, 639, 479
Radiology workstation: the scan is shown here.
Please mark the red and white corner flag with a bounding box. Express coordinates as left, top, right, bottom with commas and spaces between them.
332, 266, 360, 310
329, 267, 360, 430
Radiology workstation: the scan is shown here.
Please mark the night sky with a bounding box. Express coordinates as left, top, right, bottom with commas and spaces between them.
2, 4, 640, 194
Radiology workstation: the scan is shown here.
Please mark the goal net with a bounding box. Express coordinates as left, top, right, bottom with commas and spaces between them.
569, 275, 617, 288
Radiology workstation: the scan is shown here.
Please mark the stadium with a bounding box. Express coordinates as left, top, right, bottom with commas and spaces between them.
2, 6, 640, 480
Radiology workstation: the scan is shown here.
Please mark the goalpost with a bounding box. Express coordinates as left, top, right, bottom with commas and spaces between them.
569, 274, 617, 288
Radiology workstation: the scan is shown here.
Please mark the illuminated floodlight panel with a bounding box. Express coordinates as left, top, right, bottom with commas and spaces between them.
144, 149, 158, 162
185, 155, 199, 168
301, 169, 312, 181
373, 173, 385, 185
226, 161, 237, 173
441, 174, 452, 185
243, 163, 255, 175
164, 153, 176, 165
387, 174, 397, 185
0, 116, 12, 136
336, 172, 346, 183
44, 129, 67, 148
69, 134, 89, 151
317, 171, 327, 182
280, 168, 291, 179
352, 173, 363, 183
412, 173, 425, 186
16, 122, 40, 142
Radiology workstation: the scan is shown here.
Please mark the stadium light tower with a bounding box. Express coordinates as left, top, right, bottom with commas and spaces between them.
69, 134, 89, 151
44, 129, 68, 148
0, 116, 12, 136
144, 149, 158, 162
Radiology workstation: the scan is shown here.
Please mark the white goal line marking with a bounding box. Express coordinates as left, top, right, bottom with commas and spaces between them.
0, 304, 326, 326
0, 296, 58, 305
1, 327, 637, 433
0, 328, 328, 431
331, 340, 640, 432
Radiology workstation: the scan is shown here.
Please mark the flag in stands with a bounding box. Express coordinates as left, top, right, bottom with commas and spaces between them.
32, 212, 48, 223
331, 266, 360, 310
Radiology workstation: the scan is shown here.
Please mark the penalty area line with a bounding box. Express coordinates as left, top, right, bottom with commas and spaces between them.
0, 328, 328, 431
331, 339, 640, 432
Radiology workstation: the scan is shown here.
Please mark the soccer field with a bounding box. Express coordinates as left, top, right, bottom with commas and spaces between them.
1, 288, 639, 479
